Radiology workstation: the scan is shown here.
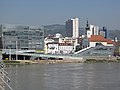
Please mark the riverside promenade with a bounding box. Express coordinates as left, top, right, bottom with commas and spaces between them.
16, 59, 85, 64
3, 56, 119, 65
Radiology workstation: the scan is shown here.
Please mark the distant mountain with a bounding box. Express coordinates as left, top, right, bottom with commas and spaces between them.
108, 30, 120, 40
44, 24, 85, 37
44, 24, 120, 40
44, 24, 65, 37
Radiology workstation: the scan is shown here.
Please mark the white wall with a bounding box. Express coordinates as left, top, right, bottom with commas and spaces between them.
106, 44, 114, 46
59, 37, 78, 48
44, 38, 55, 54
47, 44, 59, 54
87, 25, 99, 38
94, 26, 99, 35
87, 30, 91, 38
72, 17, 79, 38
89, 42, 96, 47
99, 30, 105, 37
89, 41, 112, 47
59, 45, 74, 54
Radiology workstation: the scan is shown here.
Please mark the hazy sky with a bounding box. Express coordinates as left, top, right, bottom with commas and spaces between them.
0, 0, 120, 29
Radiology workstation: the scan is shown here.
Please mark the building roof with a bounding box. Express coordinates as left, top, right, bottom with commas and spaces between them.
46, 42, 59, 45
59, 43, 74, 46
106, 39, 114, 44
89, 35, 114, 44
47, 42, 74, 46
114, 41, 120, 46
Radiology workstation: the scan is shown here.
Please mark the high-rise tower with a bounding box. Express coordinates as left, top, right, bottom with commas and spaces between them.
66, 17, 79, 38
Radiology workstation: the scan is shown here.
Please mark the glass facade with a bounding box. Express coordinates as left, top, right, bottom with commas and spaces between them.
1, 24, 44, 50
73, 45, 114, 57
66, 19, 73, 37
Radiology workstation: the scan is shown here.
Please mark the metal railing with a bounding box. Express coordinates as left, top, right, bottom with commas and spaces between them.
0, 60, 13, 90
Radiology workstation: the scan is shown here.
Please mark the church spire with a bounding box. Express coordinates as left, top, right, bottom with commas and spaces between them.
85, 19, 90, 36
86, 19, 90, 30
86, 19, 89, 28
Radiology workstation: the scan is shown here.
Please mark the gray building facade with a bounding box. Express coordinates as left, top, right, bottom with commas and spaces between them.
66, 19, 73, 37
1, 24, 44, 50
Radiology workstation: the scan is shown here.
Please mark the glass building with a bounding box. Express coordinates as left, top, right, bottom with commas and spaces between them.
1, 24, 44, 50
73, 45, 114, 57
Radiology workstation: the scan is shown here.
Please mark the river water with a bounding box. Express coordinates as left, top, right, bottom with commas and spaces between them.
6, 63, 120, 90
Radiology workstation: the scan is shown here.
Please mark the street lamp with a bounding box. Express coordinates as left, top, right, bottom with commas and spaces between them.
9, 41, 12, 61
16, 40, 18, 60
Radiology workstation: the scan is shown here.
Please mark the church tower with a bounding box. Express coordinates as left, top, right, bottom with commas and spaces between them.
85, 19, 90, 36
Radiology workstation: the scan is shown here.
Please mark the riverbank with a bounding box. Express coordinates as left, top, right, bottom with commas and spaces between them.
3, 59, 84, 64
85, 59, 120, 63
84, 56, 120, 63
3, 58, 120, 65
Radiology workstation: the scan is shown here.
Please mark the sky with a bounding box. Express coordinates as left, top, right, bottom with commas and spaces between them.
0, 0, 120, 30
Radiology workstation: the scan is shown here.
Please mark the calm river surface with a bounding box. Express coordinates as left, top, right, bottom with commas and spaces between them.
6, 63, 120, 90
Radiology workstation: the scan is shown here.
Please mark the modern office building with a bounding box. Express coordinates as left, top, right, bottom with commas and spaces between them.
66, 17, 79, 38
93, 26, 99, 35
99, 27, 107, 38
103, 27, 107, 38
74, 45, 114, 57
1, 24, 44, 50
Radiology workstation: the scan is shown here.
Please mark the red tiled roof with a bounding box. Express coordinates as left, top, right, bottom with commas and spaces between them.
47, 42, 74, 46
106, 39, 114, 44
46, 42, 59, 45
89, 35, 114, 44
114, 41, 120, 46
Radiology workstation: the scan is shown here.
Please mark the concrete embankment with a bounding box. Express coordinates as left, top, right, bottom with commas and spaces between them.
17, 59, 85, 64
14, 58, 120, 64
3, 56, 120, 64
84, 56, 120, 63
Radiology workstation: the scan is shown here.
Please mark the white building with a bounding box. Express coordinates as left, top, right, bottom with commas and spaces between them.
44, 33, 79, 54
44, 37, 55, 54
59, 43, 74, 54
72, 17, 79, 38
55, 33, 62, 38
89, 35, 114, 47
47, 43, 59, 54
87, 25, 99, 38
46, 43, 74, 54
93, 26, 99, 35
59, 37, 79, 50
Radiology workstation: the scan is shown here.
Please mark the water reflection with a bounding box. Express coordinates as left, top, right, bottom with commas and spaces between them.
6, 63, 120, 90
